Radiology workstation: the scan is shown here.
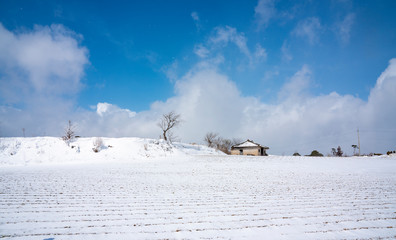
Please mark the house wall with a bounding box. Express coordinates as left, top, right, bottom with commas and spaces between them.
231, 147, 261, 156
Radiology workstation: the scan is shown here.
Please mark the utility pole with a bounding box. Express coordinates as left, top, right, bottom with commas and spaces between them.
357, 128, 361, 156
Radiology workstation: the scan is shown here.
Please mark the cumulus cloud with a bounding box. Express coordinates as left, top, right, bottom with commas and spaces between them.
76, 103, 151, 138
96, 102, 136, 118
363, 58, 396, 127
0, 23, 89, 101
292, 17, 322, 45
0, 23, 89, 136
75, 59, 395, 156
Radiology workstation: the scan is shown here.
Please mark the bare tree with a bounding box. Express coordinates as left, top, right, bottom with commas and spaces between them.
62, 120, 76, 142
204, 132, 218, 148
204, 132, 242, 154
231, 138, 242, 146
217, 137, 232, 154
332, 146, 343, 157
166, 131, 180, 143
157, 111, 181, 142
336, 146, 343, 157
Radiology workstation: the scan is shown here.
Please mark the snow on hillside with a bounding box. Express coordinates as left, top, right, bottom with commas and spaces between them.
0, 137, 223, 166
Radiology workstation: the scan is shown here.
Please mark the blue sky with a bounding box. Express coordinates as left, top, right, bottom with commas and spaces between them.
1, 0, 396, 155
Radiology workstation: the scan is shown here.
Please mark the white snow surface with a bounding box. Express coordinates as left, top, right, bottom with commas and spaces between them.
1, 138, 396, 239
0, 137, 223, 166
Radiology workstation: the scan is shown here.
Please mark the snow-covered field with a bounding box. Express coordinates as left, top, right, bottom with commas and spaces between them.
1, 138, 396, 239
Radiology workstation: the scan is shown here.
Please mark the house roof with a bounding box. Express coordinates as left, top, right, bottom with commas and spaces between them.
232, 139, 269, 149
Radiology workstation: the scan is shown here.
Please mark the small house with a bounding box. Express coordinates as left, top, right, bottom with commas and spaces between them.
231, 139, 269, 156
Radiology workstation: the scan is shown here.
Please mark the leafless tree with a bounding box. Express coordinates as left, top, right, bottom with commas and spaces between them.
231, 138, 242, 146
217, 137, 232, 154
62, 120, 76, 142
204, 132, 218, 148
157, 111, 181, 142
204, 132, 240, 154
166, 131, 180, 143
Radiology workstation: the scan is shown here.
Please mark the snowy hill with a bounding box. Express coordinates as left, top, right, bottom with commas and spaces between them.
0, 137, 223, 166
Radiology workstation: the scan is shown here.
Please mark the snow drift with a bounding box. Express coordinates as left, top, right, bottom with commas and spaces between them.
0, 137, 223, 166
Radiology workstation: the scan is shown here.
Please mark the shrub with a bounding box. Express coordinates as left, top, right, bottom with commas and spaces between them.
307, 150, 323, 157
332, 146, 343, 157
387, 151, 396, 155
62, 120, 76, 144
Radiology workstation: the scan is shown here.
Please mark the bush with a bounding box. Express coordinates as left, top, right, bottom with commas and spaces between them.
332, 146, 343, 157
293, 152, 301, 156
307, 150, 323, 157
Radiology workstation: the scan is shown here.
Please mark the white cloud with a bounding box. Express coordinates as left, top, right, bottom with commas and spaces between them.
263, 70, 279, 82
363, 58, 396, 128
335, 13, 355, 44
191, 11, 202, 31
75, 59, 395, 156
150, 67, 250, 140
255, 0, 276, 29
278, 65, 311, 100
193, 44, 210, 58
0, 23, 89, 136
281, 40, 292, 62
254, 0, 296, 30
0, 23, 89, 100
205, 26, 267, 66
96, 102, 136, 118
162, 60, 179, 82
292, 17, 322, 45
210, 26, 250, 57
254, 43, 267, 62
191, 12, 199, 22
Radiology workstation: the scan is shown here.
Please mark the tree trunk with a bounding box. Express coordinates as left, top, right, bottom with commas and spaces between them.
163, 131, 167, 141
